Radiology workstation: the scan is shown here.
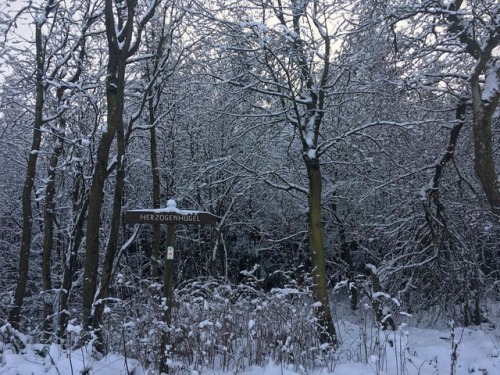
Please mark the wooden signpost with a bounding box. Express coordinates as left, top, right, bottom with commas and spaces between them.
124, 199, 219, 373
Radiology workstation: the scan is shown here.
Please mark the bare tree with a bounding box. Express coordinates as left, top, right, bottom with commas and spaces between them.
191, 0, 353, 345
81, 0, 161, 351
38, 0, 99, 341
391, 0, 500, 213
8, 0, 58, 329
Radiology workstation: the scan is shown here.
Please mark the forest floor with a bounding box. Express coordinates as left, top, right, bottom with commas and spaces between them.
1, 301, 500, 374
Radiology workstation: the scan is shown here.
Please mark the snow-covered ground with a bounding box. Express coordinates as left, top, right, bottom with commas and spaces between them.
1, 318, 499, 375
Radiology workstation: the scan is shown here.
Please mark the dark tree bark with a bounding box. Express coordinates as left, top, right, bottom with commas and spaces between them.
292, 1, 337, 345
41, 114, 64, 340
149, 100, 162, 279
81, 0, 129, 333
82, 0, 160, 349
331, 198, 358, 311
305, 157, 336, 343
472, 77, 500, 215
42, 12, 91, 340
160, 223, 175, 374
143, 6, 184, 279
58, 173, 88, 342
208, 0, 339, 345
445, 0, 500, 214
9, 0, 56, 329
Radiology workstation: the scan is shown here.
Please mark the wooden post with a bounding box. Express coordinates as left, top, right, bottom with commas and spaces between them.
124, 200, 220, 374
160, 224, 175, 374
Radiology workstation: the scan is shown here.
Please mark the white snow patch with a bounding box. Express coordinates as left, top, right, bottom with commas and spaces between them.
307, 148, 316, 159
198, 320, 213, 329
3, 312, 500, 375
66, 323, 82, 334
482, 64, 500, 102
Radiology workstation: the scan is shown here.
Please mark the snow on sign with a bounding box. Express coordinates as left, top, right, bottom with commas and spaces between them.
124, 200, 220, 225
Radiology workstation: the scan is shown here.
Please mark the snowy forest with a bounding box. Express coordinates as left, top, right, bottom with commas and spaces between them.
0, 0, 499, 374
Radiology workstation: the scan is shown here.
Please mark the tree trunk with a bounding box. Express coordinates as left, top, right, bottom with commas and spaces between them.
41, 118, 65, 341
82, 0, 160, 345
58, 183, 88, 343
160, 224, 175, 374
445, 0, 500, 215
81, 115, 119, 332
471, 89, 500, 215
305, 156, 337, 346
9, 4, 54, 327
91, 98, 126, 353
331, 196, 358, 310
81, 50, 125, 332
149, 97, 162, 279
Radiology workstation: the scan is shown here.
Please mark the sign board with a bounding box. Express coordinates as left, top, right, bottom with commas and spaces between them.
124, 199, 218, 372
124, 210, 220, 225
166, 246, 174, 259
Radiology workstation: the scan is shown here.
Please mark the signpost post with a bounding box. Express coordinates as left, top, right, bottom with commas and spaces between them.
124, 199, 219, 373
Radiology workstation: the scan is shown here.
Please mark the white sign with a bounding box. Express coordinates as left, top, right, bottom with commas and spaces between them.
167, 246, 174, 259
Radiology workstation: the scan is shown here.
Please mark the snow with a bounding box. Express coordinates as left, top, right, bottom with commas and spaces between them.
240, 20, 268, 32
482, 63, 500, 102
0, 344, 144, 375
307, 148, 317, 159
66, 322, 82, 334
2, 322, 499, 375
198, 320, 213, 329
372, 291, 392, 300
271, 287, 302, 299
35, 12, 47, 26
365, 263, 378, 275
128, 199, 209, 215
248, 319, 256, 330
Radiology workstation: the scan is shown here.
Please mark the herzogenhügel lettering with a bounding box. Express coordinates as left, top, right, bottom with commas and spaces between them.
138, 213, 201, 222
